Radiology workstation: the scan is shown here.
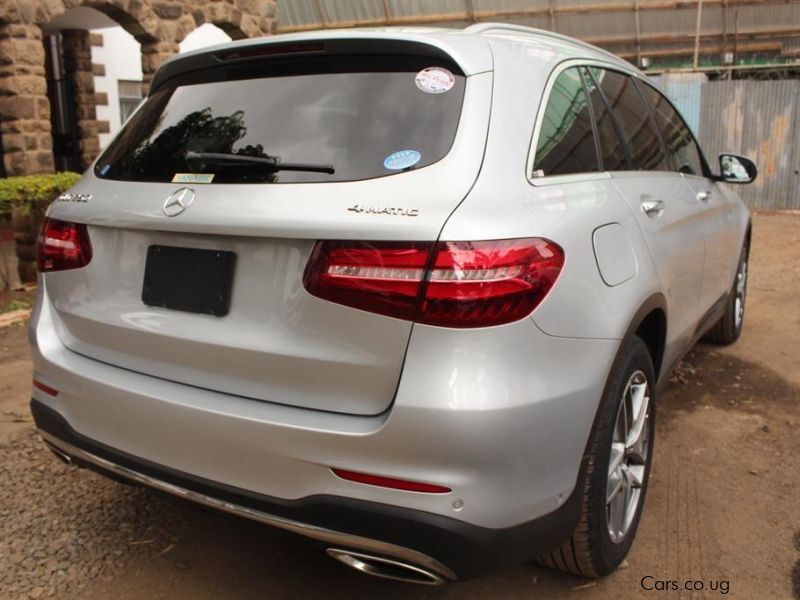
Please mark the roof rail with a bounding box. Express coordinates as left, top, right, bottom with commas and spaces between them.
464, 22, 626, 65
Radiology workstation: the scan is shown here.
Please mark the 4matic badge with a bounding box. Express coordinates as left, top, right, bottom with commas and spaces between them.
347, 204, 419, 217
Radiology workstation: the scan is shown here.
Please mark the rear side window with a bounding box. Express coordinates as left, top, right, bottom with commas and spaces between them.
95, 56, 466, 184
586, 68, 669, 172
532, 67, 600, 177
580, 67, 628, 172
640, 84, 705, 176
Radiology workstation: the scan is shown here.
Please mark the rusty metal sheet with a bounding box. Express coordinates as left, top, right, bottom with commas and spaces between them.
699, 80, 799, 209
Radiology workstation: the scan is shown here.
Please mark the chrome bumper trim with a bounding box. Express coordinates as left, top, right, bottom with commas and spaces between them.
38, 429, 457, 582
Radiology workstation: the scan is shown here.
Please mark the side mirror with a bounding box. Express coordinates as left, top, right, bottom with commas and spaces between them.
716, 154, 757, 184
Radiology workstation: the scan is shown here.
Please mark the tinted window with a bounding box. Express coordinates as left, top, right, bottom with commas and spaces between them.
587, 68, 669, 172
580, 67, 628, 171
95, 58, 465, 184
641, 84, 705, 176
533, 67, 599, 177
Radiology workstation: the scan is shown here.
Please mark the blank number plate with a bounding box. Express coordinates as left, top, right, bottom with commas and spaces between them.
142, 245, 236, 317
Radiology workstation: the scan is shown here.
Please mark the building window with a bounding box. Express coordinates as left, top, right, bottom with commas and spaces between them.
118, 80, 143, 123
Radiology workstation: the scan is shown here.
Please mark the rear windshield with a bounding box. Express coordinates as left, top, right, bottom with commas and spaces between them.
95, 56, 466, 184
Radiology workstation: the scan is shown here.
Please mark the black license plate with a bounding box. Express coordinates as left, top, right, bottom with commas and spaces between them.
142, 245, 236, 317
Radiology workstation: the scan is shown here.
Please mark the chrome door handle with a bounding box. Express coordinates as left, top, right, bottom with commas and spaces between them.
641, 198, 665, 217
697, 191, 712, 202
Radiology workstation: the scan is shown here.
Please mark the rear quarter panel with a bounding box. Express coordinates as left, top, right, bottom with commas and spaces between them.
440, 42, 661, 342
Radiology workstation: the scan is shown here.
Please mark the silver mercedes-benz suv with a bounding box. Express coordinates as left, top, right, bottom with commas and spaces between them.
30, 24, 755, 585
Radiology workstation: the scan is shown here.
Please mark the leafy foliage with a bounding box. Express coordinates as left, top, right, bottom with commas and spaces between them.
0, 172, 82, 215
3, 299, 30, 313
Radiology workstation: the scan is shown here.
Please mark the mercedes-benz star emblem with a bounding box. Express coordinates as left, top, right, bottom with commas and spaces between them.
162, 187, 195, 217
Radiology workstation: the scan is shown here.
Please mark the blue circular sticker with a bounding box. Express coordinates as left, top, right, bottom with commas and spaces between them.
383, 150, 422, 171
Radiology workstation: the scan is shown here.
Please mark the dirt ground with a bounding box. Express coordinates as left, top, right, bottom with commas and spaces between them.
0, 213, 798, 599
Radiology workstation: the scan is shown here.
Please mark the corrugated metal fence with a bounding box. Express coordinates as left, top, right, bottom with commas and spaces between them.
657, 75, 800, 210
699, 80, 800, 210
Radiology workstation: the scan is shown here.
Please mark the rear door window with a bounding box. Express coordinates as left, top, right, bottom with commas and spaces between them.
586, 68, 670, 172
95, 56, 466, 184
640, 83, 706, 176
532, 67, 600, 177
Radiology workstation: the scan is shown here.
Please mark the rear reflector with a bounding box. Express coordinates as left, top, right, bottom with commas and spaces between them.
304, 238, 564, 327
33, 379, 58, 396
331, 468, 451, 494
38, 218, 92, 272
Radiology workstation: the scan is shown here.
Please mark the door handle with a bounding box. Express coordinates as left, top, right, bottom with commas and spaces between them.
697, 191, 712, 202
641, 198, 665, 217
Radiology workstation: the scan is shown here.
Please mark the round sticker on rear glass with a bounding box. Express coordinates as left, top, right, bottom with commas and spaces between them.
415, 67, 455, 94
384, 150, 421, 170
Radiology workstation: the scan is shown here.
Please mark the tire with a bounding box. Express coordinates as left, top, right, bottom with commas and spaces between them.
704, 237, 749, 345
539, 335, 656, 577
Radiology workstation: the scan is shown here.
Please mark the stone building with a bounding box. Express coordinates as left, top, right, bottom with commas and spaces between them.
0, 0, 277, 177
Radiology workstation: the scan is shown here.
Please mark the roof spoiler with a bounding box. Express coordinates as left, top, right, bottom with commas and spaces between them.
149, 37, 465, 95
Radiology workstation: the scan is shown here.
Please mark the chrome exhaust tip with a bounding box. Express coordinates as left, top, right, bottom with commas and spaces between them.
44, 441, 74, 465
326, 548, 446, 585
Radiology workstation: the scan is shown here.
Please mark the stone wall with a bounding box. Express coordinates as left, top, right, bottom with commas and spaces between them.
61, 29, 100, 171
0, 22, 54, 175
0, 0, 278, 177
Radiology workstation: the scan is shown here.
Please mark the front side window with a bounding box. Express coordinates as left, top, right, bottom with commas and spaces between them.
95, 57, 465, 184
586, 68, 669, 172
532, 67, 599, 177
641, 84, 705, 176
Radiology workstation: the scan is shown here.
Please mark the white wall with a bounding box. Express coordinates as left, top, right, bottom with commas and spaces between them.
179, 23, 232, 53
91, 27, 142, 148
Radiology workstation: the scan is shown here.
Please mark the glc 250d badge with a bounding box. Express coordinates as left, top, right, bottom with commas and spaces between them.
347, 204, 419, 217
56, 192, 92, 203
163, 187, 195, 217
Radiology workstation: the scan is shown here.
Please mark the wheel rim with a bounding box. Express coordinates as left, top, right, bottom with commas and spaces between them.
606, 370, 651, 544
734, 254, 748, 330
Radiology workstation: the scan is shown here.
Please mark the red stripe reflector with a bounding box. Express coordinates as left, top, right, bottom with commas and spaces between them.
33, 379, 58, 396
331, 468, 451, 494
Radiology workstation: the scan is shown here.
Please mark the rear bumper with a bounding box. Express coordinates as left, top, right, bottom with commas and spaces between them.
30, 281, 621, 578
32, 398, 584, 580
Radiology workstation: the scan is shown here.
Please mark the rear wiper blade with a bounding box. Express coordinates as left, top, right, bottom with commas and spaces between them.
185, 151, 335, 174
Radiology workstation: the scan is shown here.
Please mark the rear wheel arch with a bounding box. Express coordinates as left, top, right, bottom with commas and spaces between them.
634, 309, 666, 381
569, 293, 666, 470
541, 294, 666, 563
621, 294, 667, 381
539, 334, 656, 576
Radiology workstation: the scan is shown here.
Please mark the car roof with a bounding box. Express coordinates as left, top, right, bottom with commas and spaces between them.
152, 24, 637, 93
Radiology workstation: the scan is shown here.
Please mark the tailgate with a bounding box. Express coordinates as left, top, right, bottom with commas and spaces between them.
43, 66, 492, 416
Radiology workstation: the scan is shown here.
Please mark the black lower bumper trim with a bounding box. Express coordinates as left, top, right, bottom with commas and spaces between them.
31, 398, 584, 579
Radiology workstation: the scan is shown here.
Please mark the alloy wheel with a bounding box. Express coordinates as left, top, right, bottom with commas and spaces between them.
734, 255, 748, 330
606, 370, 651, 543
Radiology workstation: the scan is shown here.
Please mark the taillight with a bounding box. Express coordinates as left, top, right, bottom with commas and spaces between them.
420, 239, 564, 327
37, 218, 92, 272
304, 238, 563, 328
303, 241, 432, 321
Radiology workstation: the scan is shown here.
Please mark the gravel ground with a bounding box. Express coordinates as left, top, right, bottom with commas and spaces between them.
0, 428, 187, 599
